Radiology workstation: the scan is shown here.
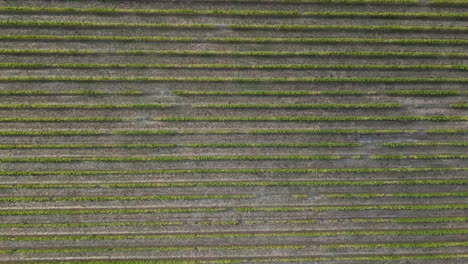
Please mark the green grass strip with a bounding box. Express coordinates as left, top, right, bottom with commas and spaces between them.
0, 143, 177, 149
0, 208, 226, 216
326, 192, 468, 199
232, 0, 421, 3
0, 219, 254, 229
229, 24, 468, 32
0, 129, 416, 136
0, 221, 182, 229
208, 37, 468, 45
382, 142, 468, 147
0, 103, 169, 109
0, 259, 234, 264
430, 0, 468, 4
1, 49, 468, 58
2, 76, 467, 83
351, 217, 468, 223
0, 167, 463, 176
0, 90, 141, 95
11, 254, 468, 263
111, 130, 177, 135
0, 142, 360, 149
334, 254, 468, 262
385, 90, 461, 96
1, 179, 465, 190
156, 116, 466, 122
2, 7, 468, 18
234, 204, 468, 212
0, 245, 304, 255
354, 217, 468, 223
411, 154, 468, 159
284, 0, 458, 4
193, 103, 400, 109
450, 102, 468, 108
182, 142, 361, 147
173, 90, 373, 96
0, 220, 253, 229
7, 21, 468, 32
1, 229, 467, 242
0, 35, 194, 42
3, 62, 468, 70
0, 155, 344, 163
175, 90, 464, 96
210, 254, 468, 264
0, 194, 254, 203
1, 216, 467, 229
300, 11, 468, 19
0, 21, 215, 29
2, 35, 468, 45
425, 129, 468, 134
324, 241, 468, 249
0, 130, 104, 136
0, 7, 301, 16
371, 154, 468, 159
123, 129, 416, 135
242, 0, 420, 3
0, 117, 122, 122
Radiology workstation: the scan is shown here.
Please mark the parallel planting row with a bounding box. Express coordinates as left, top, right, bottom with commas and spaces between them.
0, 141, 466, 148
0, 0, 467, 263
0, 129, 465, 135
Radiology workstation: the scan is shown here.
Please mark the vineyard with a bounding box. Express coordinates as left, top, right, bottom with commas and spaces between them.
0, 0, 467, 263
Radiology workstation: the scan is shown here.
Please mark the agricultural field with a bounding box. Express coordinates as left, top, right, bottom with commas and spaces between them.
0, 0, 467, 263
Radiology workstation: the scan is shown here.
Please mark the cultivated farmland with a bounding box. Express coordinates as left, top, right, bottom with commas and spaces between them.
0, 0, 467, 263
